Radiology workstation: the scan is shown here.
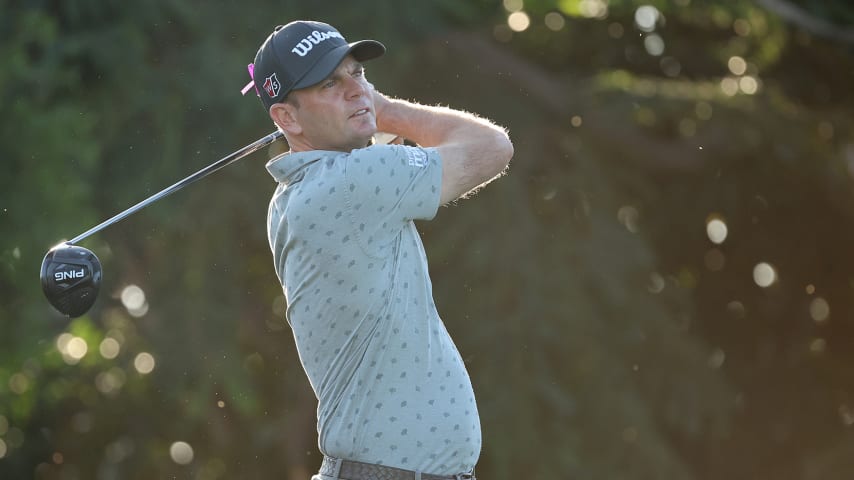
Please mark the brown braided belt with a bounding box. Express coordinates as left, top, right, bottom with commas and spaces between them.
319, 456, 476, 480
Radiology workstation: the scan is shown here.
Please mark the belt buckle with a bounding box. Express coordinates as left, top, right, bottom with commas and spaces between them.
454, 473, 475, 480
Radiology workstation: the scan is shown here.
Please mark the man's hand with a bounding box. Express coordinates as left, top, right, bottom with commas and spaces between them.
370, 87, 405, 145
370, 85, 392, 128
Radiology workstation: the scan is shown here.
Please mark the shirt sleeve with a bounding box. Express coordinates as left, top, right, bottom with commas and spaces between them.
344, 144, 442, 222
342, 144, 442, 253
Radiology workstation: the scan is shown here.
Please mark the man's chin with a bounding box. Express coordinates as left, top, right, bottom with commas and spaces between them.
343, 134, 375, 152
350, 114, 377, 133
354, 128, 378, 148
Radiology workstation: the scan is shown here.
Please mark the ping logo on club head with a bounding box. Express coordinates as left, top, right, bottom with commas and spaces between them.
54, 269, 87, 282
263, 73, 281, 98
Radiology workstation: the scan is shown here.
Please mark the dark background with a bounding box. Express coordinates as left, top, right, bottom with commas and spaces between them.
2, 0, 854, 478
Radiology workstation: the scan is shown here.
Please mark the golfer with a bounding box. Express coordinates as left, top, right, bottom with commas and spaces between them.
251, 20, 513, 480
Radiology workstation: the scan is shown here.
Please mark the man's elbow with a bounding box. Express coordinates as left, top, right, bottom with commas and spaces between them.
491, 129, 514, 173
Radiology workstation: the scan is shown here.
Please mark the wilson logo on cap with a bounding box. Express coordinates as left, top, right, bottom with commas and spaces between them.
263, 73, 281, 98
291, 30, 344, 57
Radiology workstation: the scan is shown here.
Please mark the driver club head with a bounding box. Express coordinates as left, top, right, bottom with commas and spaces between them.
40, 244, 102, 318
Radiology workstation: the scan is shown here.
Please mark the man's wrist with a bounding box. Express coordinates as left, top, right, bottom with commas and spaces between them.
375, 97, 405, 135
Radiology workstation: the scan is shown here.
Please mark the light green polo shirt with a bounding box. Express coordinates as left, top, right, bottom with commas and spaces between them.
266, 144, 481, 475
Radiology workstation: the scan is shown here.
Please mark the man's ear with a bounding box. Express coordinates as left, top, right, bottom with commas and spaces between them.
270, 103, 302, 136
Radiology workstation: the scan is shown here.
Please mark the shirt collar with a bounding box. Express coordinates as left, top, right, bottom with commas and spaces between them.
266, 150, 340, 185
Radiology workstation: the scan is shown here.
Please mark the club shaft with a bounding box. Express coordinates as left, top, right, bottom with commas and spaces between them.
69, 131, 284, 245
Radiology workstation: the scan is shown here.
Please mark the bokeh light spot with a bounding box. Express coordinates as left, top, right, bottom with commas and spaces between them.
134, 352, 156, 374
579, 0, 608, 19
0, 438, 6, 459
739, 76, 759, 95
95, 367, 127, 395
607, 22, 624, 38
678, 118, 696, 137
706, 217, 728, 244
634, 5, 661, 32
644, 34, 665, 56
100, 337, 121, 359
121, 284, 149, 317
68, 337, 87, 358
648, 272, 665, 294
728, 56, 747, 75
660, 56, 681, 77
810, 297, 830, 323
170, 441, 194, 465
733, 18, 751, 36
545, 12, 566, 31
56, 333, 72, 354
753, 262, 777, 288
58, 333, 90, 365
8, 373, 30, 395
695, 101, 713, 120
727, 300, 746, 318
105, 437, 135, 464
809, 338, 827, 354
839, 405, 854, 426
120, 285, 145, 310
508, 11, 531, 32
617, 205, 640, 233
503, 0, 523, 12
707, 348, 726, 368
720, 77, 739, 96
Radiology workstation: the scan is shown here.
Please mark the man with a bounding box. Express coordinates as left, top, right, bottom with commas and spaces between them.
250, 20, 513, 480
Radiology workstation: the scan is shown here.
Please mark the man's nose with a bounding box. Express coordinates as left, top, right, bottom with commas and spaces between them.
344, 76, 367, 99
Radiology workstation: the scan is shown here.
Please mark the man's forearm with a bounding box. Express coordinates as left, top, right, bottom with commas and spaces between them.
375, 98, 506, 149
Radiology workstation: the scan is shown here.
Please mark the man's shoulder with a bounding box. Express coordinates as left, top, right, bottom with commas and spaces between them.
348, 144, 439, 170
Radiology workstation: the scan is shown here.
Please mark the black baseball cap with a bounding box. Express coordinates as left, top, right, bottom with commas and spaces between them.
251, 21, 385, 111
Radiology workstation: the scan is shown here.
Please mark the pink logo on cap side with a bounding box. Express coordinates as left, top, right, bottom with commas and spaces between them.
263, 73, 281, 98
241, 63, 259, 96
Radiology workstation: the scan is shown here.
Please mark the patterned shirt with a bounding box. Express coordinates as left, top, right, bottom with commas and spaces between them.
266, 144, 481, 475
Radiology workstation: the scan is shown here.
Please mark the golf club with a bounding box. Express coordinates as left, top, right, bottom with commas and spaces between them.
40, 130, 284, 318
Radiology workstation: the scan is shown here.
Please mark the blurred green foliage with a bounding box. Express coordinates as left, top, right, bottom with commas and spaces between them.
1, 0, 854, 479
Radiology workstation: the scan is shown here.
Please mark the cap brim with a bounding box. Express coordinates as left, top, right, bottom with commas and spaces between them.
292, 39, 386, 91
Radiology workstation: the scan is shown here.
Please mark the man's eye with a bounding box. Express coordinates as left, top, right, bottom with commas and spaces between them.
353, 68, 364, 77
322, 80, 335, 88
